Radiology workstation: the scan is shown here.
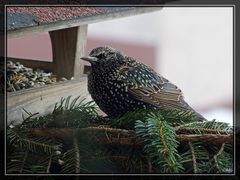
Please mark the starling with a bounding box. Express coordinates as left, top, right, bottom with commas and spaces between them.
81, 46, 206, 121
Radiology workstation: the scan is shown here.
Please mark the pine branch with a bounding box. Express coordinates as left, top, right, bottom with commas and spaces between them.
28, 127, 233, 145
61, 139, 82, 173
149, 110, 197, 126
134, 116, 184, 173
176, 127, 231, 135
181, 142, 212, 173
110, 109, 197, 129
208, 143, 233, 173
21, 96, 99, 129
73, 137, 80, 173
7, 96, 233, 174
147, 158, 153, 173
213, 143, 225, 172
22, 110, 39, 122
46, 154, 53, 173
7, 128, 61, 154
7, 149, 56, 173
7, 151, 28, 173
177, 134, 233, 144
20, 150, 28, 173
188, 142, 197, 173
79, 126, 134, 134
175, 120, 232, 134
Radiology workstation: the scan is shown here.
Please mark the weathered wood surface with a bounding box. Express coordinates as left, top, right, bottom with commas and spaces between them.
7, 7, 161, 38
7, 76, 91, 124
8, 57, 92, 74
49, 25, 88, 79
9, 57, 53, 72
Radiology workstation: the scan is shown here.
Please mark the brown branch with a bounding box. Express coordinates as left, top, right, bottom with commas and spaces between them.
110, 155, 130, 160
213, 143, 225, 172
176, 127, 230, 135
20, 150, 28, 173
79, 126, 134, 134
30, 128, 75, 139
22, 112, 39, 121
97, 136, 136, 146
158, 126, 176, 173
159, 127, 169, 157
73, 137, 80, 174
30, 127, 134, 139
46, 154, 52, 173
175, 121, 206, 129
188, 142, 197, 173
140, 159, 143, 173
177, 134, 233, 144
147, 158, 153, 173
10, 128, 59, 150
29, 128, 233, 145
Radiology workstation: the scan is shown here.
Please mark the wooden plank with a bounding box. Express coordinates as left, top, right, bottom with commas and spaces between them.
7, 57, 91, 74
8, 57, 53, 71
49, 25, 88, 79
8, 7, 161, 38
7, 76, 92, 125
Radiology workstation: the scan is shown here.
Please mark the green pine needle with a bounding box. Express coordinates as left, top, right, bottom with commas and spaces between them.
6, 95, 233, 174
134, 113, 184, 173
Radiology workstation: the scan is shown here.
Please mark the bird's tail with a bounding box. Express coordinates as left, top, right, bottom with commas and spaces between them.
193, 111, 207, 122
181, 100, 207, 122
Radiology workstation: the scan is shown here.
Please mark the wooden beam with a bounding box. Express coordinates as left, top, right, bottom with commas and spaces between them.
7, 76, 91, 125
49, 25, 88, 79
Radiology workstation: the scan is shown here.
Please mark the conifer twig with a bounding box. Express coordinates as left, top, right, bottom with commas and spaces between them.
46, 154, 52, 173
176, 127, 230, 135
160, 127, 169, 157
80, 126, 134, 134
73, 137, 80, 173
213, 143, 225, 172
176, 134, 232, 144
188, 142, 197, 173
147, 158, 153, 173
30, 127, 134, 138
20, 150, 28, 173
10, 128, 59, 151
175, 121, 205, 129
29, 128, 233, 144
7, 96, 233, 174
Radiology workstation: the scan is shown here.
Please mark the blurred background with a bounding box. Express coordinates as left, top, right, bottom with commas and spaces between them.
7, 7, 233, 124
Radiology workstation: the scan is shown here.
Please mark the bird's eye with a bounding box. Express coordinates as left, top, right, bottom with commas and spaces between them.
96, 53, 105, 59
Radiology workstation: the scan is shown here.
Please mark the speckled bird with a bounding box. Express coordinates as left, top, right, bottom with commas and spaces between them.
81, 46, 206, 121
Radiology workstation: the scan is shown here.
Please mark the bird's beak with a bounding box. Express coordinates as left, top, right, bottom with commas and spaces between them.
80, 56, 98, 63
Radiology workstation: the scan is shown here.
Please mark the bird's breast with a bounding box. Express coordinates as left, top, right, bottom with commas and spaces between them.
87, 70, 149, 117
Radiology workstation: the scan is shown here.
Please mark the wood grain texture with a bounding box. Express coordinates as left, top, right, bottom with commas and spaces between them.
7, 76, 92, 125
49, 25, 88, 79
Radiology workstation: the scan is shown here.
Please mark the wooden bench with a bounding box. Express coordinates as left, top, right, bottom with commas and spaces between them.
7, 6, 162, 124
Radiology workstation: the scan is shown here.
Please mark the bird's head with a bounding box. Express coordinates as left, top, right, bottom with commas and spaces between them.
81, 46, 126, 69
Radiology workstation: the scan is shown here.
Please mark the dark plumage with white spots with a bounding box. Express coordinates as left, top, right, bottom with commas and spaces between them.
81, 46, 206, 121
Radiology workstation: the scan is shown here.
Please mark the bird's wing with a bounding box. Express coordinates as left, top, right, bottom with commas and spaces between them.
119, 61, 191, 111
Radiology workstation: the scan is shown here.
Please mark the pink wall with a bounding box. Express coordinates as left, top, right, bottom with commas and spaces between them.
8, 32, 53, 61
7, 32, 156, 69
